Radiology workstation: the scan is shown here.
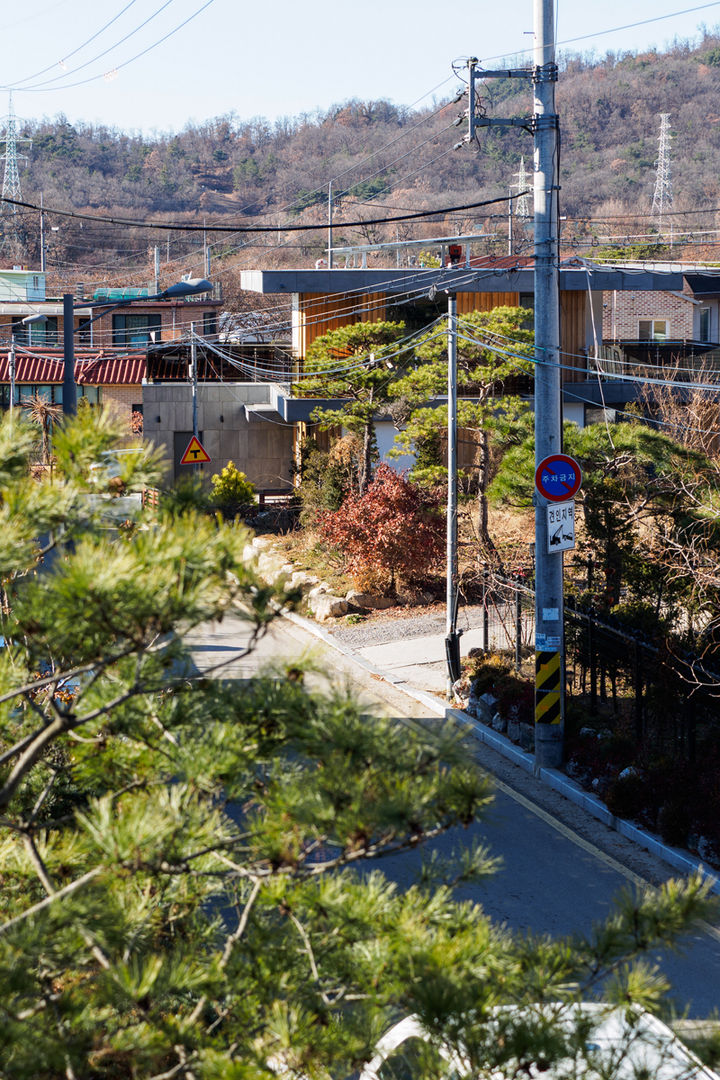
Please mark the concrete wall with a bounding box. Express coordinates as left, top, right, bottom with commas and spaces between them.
143, 382, 294, 489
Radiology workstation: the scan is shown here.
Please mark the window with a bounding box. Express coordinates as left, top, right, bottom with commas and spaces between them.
11, 316, 58, 346
112, 312, 162, 346
203, 311, 218, 337
699, 308, 711, 343
0, 384, 100, 411
638, 319, 668, 341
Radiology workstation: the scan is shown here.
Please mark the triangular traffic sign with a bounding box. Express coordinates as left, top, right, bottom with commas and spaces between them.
180, 435, 211, 465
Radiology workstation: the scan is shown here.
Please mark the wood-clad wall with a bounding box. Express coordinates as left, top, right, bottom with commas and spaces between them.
298, 289, 590, 383
559, 291, 588, 382
299, 292, 387, 354
456, 292, 520, 314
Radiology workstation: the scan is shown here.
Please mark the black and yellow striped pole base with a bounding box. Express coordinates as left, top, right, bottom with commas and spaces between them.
535, 650, 564, 769
535, 650, 561, 725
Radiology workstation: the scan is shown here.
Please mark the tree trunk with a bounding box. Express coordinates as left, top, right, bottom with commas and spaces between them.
477, 429, 503, 570
359, 423, 373, 496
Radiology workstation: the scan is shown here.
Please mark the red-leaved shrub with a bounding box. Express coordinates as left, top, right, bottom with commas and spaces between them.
319, 464, 444, 592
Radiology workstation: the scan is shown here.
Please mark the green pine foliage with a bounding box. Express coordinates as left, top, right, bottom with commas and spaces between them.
300, 320, 409, 494
0, 410, 716, 1077
490, 420, 720, 617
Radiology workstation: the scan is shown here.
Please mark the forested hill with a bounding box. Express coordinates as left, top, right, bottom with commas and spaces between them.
8, 30, 720, 275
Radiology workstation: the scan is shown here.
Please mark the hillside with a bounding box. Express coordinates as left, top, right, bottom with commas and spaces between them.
5, 30, 720, 284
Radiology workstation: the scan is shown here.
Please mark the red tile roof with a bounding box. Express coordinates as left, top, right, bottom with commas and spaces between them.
0, 349, 145, 385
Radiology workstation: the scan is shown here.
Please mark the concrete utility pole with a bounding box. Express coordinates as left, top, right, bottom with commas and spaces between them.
460, 3, 564, 766
62, 293, 77, 417
39, 193, 46, 272
532, 0, 564, 769
8, 333, 15, 416
190, 322, 199, 442
445, 293, 460, 694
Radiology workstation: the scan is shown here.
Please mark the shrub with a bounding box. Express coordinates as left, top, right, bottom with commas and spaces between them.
298, 436, 360, 526
210, 461, 256, 516
318, 464, 444, 593
606, 773, 648, 820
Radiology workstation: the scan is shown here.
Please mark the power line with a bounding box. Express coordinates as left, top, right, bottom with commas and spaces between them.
5, 0, 215, 93
6, 0, 143, 88
3, 192, 521, 232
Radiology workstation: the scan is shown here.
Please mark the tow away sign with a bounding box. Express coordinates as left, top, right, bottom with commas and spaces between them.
547, 500, 576, 553
180, 436, 211, 465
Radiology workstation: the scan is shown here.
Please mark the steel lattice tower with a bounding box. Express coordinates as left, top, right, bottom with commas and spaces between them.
651, 113, 673, 227
0, 95, 31, 255
514, 156, 532, 219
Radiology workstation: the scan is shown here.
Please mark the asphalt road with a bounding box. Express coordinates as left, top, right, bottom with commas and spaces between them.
184, 611, 720, 1018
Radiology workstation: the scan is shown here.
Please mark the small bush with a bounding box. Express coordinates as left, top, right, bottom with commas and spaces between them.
466, 652, 534, 723
606, 773, 648, 820
210, 461, 256, 517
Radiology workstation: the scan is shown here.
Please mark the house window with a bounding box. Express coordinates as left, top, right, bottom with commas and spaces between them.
699, 308, 711, 343
203, 311, 218, 337
638, 319, 668, 341
11, 316, 58, 346
112, 312, 162, 346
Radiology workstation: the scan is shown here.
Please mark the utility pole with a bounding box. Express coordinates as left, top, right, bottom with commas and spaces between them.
445, 293, 461, 694
190, 322, 199, 449
508, 186, 513, 256
8, 333, 15, 416
327, 180, 334, 269
39, 193, 46, 272
532, 0, 564, 769
458, 3, 564, 765
153, 245, 160, 295
62, 294, 77, 417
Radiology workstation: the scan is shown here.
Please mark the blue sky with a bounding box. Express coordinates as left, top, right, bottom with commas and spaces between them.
3, 0, 720, 134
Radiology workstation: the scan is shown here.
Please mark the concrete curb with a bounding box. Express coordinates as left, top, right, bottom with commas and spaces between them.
285, 610, 719, 894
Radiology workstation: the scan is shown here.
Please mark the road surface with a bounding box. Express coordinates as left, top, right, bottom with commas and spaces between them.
185, 611, 720, 1017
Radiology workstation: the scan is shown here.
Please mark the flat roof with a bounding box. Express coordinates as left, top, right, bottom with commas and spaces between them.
241, 266, 686, 295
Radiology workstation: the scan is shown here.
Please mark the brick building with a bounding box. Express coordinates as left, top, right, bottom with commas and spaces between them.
602, 288, 696, 342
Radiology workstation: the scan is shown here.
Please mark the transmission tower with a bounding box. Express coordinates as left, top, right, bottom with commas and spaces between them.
0, 94, 32, 257
651, 113, 673, 229
513, 155, 532, 219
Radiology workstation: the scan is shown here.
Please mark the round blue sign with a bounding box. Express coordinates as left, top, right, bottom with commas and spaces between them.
535, 454, 582, 502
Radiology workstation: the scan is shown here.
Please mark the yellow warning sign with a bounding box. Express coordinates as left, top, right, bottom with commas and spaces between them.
180, 436, 211, 465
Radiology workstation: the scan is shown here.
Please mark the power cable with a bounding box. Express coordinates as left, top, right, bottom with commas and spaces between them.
478, 2, 720, 65
6, 0, 214, 92
3, 192, 522, 232
5, 0, 142, 87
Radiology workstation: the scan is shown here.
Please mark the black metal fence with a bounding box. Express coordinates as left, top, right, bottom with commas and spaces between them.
474, 572, 720, 763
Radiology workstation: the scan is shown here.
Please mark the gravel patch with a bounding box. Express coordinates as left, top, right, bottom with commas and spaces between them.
326, 602, 486, 647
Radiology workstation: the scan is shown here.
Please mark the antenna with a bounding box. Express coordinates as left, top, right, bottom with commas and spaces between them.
651, 113, 673, 230
0, 94, 32, 256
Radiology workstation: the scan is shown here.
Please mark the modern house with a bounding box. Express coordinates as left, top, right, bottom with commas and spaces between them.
238, 259, 694, 430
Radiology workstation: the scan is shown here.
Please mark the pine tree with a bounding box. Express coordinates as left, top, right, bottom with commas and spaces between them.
0, 409, 714, 1078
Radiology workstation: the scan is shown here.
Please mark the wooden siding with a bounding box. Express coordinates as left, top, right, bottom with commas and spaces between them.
560, 291, 588, 382
299, 291, 387, 354
456, 292, 520, 314
298, 289, 590, 384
